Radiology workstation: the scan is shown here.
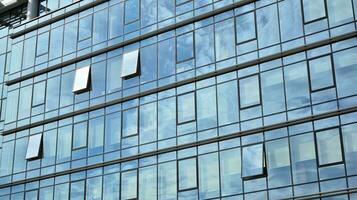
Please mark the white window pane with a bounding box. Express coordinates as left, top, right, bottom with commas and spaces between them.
121, 49, 139, 78
26, 134, 43, 160
73, 66, 90, 93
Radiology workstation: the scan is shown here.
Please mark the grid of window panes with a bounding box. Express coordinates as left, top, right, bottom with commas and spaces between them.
1, 36, 357, 183
1, 112, 357, 199
7, 0, 357, 81
1, 0, 357, 199
4, 37, 357, 133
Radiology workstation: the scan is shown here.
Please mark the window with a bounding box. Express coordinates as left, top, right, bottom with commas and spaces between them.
176, 32, 194, 63
139, 166, 157, 199
73, 122, 87, 150
290, 133, 317, 184
158, 97, 176, 140
178, 158, 197, 191
121, 49, 139, 78
309, 56, 334, 91
86, 176, 102, 200
284, 62, 310, 110
326, 0, 354, 27
195, 25, 215, 67
73, 66, 91, 93
198, 153, 220, 199
342, 123, 357, 175
302, 0, 326, 23
139, 102, 157, 144
105, 112, 121, 152
121, 170, 137, 200
261, 69, 286, 115
239, 75, 261, 108
215, 18, 235, 61
88, 117, 104, 156
266, 138, 291, 188
315, 128, 343, 166
122, 108, 138, 137
177, 92, 196, 124
236, 12, 256, 44
220, 148, 242, 196
26, 134, 43, 160
242, 144, 266, 180
103, 173, 120, 200
56, 126, 72, 163
217, 80, 239, 126
278, 0, 303, 42
197, 86, 217, 131
256, 4, 280, 48
70, 181, 85, 200
158, 38, 175, 78
158, 161, 177, 199
334, 47, 357, 98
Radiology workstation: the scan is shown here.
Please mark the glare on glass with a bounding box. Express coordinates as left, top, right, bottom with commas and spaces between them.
26, 134, 43, 160
72, 65, 90, 93
121, 49, 139, 78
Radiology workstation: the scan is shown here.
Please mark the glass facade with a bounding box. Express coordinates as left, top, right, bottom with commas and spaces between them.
1, 0, 357, 199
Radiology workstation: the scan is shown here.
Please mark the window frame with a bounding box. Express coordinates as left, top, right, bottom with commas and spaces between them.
314, 127, 345, 167
176, 91, 197, 125
307, 55, 336, 92
241, 143, 267, 180
177, 156, 198, 192
121, 49, 140, 78
25, 133, 43, 160
72, 65, 91, 94
239, 74, 262, 109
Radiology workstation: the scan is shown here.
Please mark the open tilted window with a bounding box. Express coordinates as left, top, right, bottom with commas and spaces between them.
26, 134, 43, 160
242, 143, 266, 180
121, 49, 139, 78
73, 65, 91, 93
